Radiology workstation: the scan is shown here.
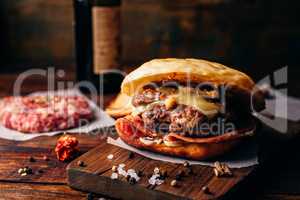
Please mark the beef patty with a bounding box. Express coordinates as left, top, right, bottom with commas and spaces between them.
140, 103, 209, 136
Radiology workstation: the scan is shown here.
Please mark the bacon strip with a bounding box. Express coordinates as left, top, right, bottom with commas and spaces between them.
116, 115, 255, 144
125, 115, 156, 137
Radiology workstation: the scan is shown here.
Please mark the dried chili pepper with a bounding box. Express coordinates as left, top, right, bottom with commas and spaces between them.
55, 134, 79, 161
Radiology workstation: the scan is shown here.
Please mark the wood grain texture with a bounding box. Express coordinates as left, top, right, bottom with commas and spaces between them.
0, 133, 107, 185
67, 143, 255, 200
0, 182, 87, 200
0, 73, 298, 199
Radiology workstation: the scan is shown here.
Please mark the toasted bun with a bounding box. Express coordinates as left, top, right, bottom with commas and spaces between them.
115, 115, 255, 160
121, 58, 255, 96
105, 93, 132, 118
109, 58, 265, 118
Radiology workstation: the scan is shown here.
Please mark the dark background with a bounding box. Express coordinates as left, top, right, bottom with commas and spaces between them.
0, 0, 299, 94
0, 1, 299, 199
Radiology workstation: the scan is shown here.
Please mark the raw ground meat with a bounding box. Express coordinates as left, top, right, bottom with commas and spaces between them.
0, 95, 93, 133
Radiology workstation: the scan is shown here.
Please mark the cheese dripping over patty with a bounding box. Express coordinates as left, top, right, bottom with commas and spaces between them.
132, 86, 221, 118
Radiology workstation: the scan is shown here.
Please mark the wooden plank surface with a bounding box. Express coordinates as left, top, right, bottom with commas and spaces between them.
0, 182, 87, 200
0, 73, 299, 199
67, 142, 255, 200
0, 133, 112, 200
0, 133, 103, 184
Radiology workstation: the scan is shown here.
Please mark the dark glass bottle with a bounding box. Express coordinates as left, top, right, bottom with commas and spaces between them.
73, 0, 122, 93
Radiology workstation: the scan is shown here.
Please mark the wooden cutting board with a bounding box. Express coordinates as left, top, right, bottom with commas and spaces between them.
67, 141, 256, 200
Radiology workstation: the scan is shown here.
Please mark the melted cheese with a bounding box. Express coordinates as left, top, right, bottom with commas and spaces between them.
139, 137, 156, 145
163, 135, 183, 147
175, 87, 220, 118
139, 137, 163, 146
131, 101, 164, 116
132, 86, 220, 117
132, 105, 146, 116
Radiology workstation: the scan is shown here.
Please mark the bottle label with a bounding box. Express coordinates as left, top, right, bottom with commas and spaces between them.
92, 6, 120, 74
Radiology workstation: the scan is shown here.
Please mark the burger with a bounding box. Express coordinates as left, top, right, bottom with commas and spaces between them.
114, 58, 265, 160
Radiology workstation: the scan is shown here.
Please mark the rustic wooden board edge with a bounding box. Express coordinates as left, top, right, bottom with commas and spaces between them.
67, 168, 189, 200
216, 166, 258, 200
66, 149, 258, 200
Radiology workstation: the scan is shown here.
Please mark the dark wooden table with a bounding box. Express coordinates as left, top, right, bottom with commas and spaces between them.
0, 72, 299, 200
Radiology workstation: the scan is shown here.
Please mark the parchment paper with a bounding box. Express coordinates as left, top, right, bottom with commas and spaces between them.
107, 137, 258, 168
0, 89, 115, 141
